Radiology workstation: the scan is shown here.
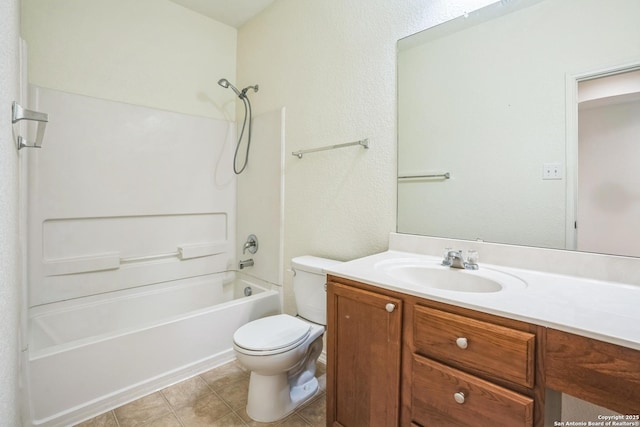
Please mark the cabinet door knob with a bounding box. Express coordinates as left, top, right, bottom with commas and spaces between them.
456, 337, 468, 349
453, 392, 465, 404
385, 303, 396, 313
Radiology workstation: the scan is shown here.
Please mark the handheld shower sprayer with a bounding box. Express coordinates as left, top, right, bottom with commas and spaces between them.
217, 78, 242, 98
218, 78, 259, 174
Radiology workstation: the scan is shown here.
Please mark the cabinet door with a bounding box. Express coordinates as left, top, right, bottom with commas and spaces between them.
327, 281, 402, 427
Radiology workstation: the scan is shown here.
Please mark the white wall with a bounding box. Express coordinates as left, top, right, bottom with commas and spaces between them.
21, 0, 237, 120
0, 0, 22, 424
237, 0, 494, 313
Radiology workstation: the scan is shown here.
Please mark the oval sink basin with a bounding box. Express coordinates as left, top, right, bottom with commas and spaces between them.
376, 259, 526, 293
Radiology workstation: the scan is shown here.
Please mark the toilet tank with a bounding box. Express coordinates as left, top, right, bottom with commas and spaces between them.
291, 256, 342, 325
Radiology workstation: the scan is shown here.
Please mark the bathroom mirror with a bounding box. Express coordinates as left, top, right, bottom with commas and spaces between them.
397, 0, 640, 257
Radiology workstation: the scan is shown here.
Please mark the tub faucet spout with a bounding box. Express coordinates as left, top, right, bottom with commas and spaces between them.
239, 259, 254, 269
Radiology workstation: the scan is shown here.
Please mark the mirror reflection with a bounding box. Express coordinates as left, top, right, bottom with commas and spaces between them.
397, 0, 640, 257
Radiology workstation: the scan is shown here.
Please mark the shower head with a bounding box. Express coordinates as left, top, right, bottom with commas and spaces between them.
218, 78, 243, 98
219, 78, 259, 175
241, 85, 259, 97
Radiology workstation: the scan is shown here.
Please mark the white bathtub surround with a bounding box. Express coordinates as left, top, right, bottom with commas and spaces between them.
26, 272, 280, 427
236, 107, 285, 288
27, 87, 237, 306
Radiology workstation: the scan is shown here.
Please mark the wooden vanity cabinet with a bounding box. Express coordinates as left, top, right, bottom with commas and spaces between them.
327, 276, 546, 427
327, 275, 640, 427
326, 278, 402, 427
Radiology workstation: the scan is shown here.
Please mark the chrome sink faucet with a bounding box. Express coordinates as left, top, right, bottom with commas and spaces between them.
442, 249, 465, 269
442, 249, 479, 270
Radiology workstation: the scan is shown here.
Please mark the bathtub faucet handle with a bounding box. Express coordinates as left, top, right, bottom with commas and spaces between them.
243, 234, 258, 254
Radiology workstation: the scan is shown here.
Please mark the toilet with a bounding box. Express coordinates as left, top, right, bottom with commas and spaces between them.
233, 256, 341, 422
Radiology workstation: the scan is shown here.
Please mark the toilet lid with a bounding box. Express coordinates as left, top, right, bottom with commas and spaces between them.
233, 314, 311, 352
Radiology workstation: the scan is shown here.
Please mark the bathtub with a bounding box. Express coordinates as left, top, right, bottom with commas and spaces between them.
25, 271, 281, 427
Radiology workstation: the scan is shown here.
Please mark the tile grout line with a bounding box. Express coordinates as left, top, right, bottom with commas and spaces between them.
112, 410, 122, 427
209, 385, 247, 425
158, 388, 187, 427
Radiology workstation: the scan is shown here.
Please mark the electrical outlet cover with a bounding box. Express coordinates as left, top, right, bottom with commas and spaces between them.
543, 162, 563, 180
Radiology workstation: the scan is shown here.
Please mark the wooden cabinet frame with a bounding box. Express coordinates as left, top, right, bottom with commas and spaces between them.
327, 275, 640, 427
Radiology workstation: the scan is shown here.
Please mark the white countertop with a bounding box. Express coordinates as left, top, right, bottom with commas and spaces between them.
325, 250, 640, 351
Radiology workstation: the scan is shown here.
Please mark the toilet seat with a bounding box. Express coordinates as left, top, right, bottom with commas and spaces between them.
233, 314, 311, 356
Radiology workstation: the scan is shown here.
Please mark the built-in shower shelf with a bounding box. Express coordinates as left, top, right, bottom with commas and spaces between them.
44, 253, 121, 276
43, 242, 228, 276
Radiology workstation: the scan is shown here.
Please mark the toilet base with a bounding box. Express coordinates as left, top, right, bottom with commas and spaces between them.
244, 334, 324, 422
246, 372, 319, 422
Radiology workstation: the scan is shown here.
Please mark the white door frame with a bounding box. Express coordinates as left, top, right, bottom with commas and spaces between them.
564, 61, 640, 250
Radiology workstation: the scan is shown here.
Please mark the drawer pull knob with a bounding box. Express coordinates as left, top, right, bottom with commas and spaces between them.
456, 337, 468, 349
454, 392, 466, 404
385, 303, 396, 313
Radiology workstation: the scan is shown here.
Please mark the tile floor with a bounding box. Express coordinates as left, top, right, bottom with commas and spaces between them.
75, 360, 326, 427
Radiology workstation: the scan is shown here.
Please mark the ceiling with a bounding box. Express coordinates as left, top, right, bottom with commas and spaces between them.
169, 0, 275, 28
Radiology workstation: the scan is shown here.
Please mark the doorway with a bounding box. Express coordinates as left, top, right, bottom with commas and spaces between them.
568, 67, 640, 256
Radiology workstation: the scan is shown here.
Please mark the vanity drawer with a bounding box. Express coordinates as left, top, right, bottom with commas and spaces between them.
411, 355, 534, 427
413, 305, 535, 388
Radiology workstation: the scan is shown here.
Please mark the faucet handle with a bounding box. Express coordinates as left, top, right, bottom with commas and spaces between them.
465, 250, 479, 269
442, 247, 453, 266
243, 234, 258, 254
